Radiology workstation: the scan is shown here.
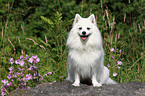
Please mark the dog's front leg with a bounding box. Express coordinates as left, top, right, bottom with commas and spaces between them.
92, 74, 102, 87
72, 72, 80, 86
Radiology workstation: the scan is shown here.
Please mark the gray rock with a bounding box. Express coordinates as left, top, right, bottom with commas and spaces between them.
10, 80, 145, 96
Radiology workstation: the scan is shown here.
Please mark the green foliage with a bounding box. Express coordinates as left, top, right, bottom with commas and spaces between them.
40, 16, 54, 27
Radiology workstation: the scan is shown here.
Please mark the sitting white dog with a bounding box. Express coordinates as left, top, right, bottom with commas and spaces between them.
66, 14, 117, 87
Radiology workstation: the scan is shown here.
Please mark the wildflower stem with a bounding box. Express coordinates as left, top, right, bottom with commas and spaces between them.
2, 85, 9, 94
8, 39, 16, 53
128, 55, 145, 70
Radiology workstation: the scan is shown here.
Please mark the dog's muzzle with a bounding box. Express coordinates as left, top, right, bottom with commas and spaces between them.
80, 31, 90, 41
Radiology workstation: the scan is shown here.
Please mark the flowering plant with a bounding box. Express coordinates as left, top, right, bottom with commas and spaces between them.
1, 55, 43, 96
106, 47, 123, 77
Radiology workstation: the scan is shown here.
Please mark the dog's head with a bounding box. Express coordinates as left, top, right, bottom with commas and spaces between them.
72, 14, 97, 41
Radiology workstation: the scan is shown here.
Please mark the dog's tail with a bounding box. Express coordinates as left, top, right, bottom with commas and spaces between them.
105, 77, 118, 84
102, 67, 118, 84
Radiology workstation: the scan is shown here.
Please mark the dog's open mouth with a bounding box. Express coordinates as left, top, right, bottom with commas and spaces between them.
80, 34, 90, 41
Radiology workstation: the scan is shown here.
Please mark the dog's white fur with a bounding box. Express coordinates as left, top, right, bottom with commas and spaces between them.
66, 14, 117, 87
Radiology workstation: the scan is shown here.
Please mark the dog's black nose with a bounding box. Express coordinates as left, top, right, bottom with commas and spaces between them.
82, 31, 86, 35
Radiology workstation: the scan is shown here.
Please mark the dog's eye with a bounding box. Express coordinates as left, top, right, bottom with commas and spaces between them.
79, 27, 82, 30
87, 27, 90, 30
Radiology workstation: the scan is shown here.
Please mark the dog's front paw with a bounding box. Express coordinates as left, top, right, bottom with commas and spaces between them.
93, 83, 102, 87
72, 82, 80, 86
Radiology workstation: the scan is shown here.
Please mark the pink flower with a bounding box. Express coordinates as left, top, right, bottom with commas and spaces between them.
111, 56, 114, 58
117, 61, 122, 65
38, 73, 41, 77
111, 48, 114, 51
29, 66, 33, 70
1, 86, 6, 96
19, 60, 25, 66
15, 60, 19, 64
7, 82, 12, 87
29, 66, 38, 71
119, 50, 122, 53
9, 58, 14, 64
24, 82, 26, 86
36, 58, 40, 63
28, 55, 40, 63
20, 55, 24, 59
34, 73, 37, 77
26, 54, 29, 59
113, 72, 117, 77
28, 57, 34, 63
18, 78, 21, 81
18, 68, 25, 72
26, 73, 32, 81
39, 76, 43, 81
22, 77, 26, 81
9, 67, 13, 71
1, 79, 8, 85
48, 72, 52, 75
16, 72, 20, 75
110, 48, 116, 52
7, 74, 12, 79
107, 63, 110, 67
26, 86, 31, 90
13, 74, 17, 78
117, 66, 120, 69
32, 55, 38, 59
9, 70, 13, 74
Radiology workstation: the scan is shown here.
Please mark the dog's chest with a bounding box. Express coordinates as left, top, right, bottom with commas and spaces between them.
69, 49, 101, 66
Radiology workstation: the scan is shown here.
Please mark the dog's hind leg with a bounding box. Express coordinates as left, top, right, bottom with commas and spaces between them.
92, 74, 102, 87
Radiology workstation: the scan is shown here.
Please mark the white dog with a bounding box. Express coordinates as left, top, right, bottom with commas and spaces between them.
66, 14, 117, 87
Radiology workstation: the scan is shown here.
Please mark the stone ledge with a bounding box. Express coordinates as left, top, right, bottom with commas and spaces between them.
10, 81, 145, 96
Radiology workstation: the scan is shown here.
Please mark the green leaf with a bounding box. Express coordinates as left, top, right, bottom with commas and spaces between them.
40, 16, 54, 27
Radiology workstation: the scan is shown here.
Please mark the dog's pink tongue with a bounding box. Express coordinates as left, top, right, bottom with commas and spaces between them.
82, 37, 87, 40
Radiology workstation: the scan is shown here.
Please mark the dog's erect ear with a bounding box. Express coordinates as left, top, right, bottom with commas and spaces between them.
73, 14, 82, 25
88, 14, 97, 25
